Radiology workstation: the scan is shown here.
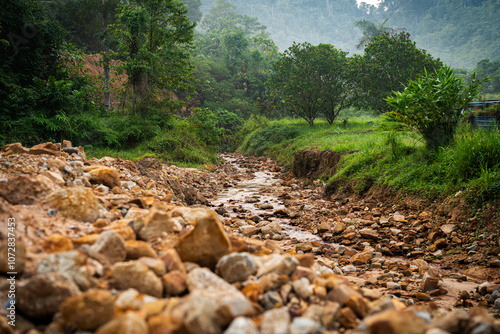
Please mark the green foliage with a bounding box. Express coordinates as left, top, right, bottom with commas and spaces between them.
385, 66, 487, 150
184, 2, 274, 119
239, 122, 302, 156
110, 0, 196, 112
447, 127, 500, 180
187, 108, 222, 147
473, 59, 500, 95
352, 32, 442, 114
265, 42, 354, 126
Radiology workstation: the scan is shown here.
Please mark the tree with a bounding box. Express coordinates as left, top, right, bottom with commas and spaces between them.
352, 31, 442, 114
354, 18, 393, 49
182, 0, 202, 22
473, 59, 500, 95
266, 42, 354, 126
385, 66, 488, 150
110, 0, 196, 113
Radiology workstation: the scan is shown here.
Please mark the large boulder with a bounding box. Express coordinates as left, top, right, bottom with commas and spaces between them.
46, 187, 101, 222
0, 175, 56, 205
175, 210, 231, 270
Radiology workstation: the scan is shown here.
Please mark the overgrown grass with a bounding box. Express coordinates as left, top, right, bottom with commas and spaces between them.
86, 117, 219, 167
238, 115, 500, 208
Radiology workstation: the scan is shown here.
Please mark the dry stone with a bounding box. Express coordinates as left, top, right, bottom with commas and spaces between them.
90, 231, 126, 264
260, 307, 291, 334
362, 309, 428, 334
175, 210, 231, 270
216, 252, 257, 283
0, 175, 56, 205
42, 233, 74, 253
46, 187, 101, 222
36, 250, 92, 290
224, 317, 258, 334
112, 260, 163, 297
60, 289, 115, 331
17, 273, 81, 320
95, 312, 148, 334
85, 166, 121, 188
187, 268, 257, 326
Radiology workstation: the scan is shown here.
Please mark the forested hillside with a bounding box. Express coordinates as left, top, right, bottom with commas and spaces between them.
200, 0, 499, 69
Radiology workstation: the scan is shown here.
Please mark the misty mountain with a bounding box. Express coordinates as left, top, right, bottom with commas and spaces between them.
199, 0, 499, 69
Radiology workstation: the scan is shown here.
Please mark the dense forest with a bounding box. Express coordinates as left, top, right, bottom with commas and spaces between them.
201, 0, 499, 69
0, 0, 499, 159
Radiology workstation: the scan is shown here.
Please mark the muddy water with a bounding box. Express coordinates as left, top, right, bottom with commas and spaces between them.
210, 156, 322, 242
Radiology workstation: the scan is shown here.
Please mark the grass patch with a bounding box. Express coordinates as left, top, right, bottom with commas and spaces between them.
86, 117, 219, 167
237, 115, 500, 208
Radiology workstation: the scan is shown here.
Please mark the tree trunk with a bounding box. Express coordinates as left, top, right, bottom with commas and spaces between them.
102, 0, 111, 110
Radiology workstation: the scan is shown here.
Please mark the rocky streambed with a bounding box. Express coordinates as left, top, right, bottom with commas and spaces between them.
0, 143, 499, 334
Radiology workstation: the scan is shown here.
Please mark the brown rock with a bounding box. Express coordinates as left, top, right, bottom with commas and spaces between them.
112, 261, 163, 297
0, 239, 27, 274
95, 312, 148, 334
175, 210, 231, 270
435, 238, 448, 249
421, 277, 440, 292
0, 175, 56, 205
359, 228, 379, 240
318, 221, 331, 233
138, 206, 178, 241
242, 226, 260, 237
148, 315, 183, 334
41, 170, 65, 186
415, 292, 431, 301
295, 242, 314, 253
339, 307, 358, 329
46, 187, 101, 222
138, 257, 166, 276
61, 289, 115, 331
125, 240, 157, 259
160, 248, 186, 273
28, 142, 61, 156
363, 309, 427, 334
350, 252, 373, 265
90, 231, 127, 264
42, 234, 74, 253
162, 270, 187, 296
17, 273, 81, 320
345, 295, 370, 318
85, 166, 121, 189
296, 253, 315, 268
1, 142, 28, 154
332, 222, 346, 235
62, 140, 72, 148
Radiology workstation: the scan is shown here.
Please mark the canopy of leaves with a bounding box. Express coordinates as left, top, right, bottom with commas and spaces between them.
352, 32, 442, 114
266, 42, 354, 126
110, 0, 196, 113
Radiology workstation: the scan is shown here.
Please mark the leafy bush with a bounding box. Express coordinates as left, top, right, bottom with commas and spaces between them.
188, 108, 222, 147
447, 126, 500, 180
385, 66, 487, 150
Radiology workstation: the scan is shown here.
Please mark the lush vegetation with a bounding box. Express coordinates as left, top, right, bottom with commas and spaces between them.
238, 115, 500, 209
201, 0, 499, 70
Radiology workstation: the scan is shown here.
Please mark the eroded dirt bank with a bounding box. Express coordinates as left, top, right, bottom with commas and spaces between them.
0, 144, 499, 334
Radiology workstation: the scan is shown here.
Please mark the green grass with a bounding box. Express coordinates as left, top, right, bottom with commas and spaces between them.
237, 115, 500, 208
86, 121, 219, 167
